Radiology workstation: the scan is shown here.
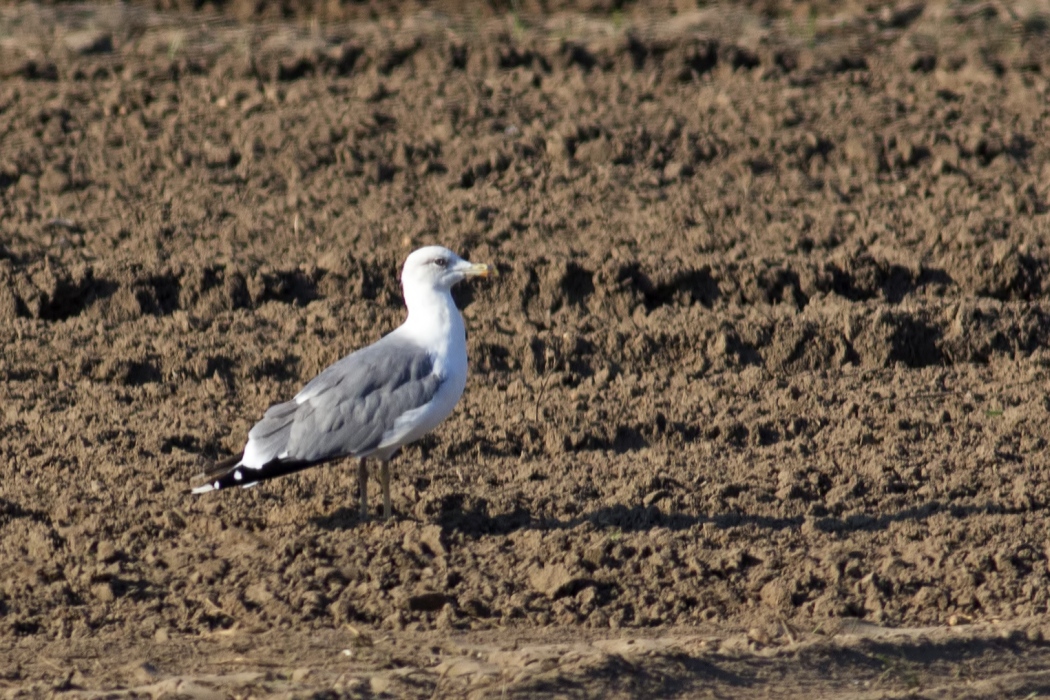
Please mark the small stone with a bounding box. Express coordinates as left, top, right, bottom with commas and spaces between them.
528, 563, 593, 598
127, 662, 161, 684
662, 161, 693, 180
418, 525, 447, 557
40, 167, 71, 194
369, 674, 392, 695
316, 250, 346, 272
203, 142, 237, 169
748, 627, 772, 645
435, 603, 455, 629
759, 580, 791, 609
163, 509, 186, 530
459, 596, 491, 618
529, 563, 573, 596
64, 30, 113, 55
244, 582, 273, 605
96, 541, 118, 562
93, 581, 116, 603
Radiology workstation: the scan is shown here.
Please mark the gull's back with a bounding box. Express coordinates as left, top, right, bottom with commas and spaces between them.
241, 331, 442, 468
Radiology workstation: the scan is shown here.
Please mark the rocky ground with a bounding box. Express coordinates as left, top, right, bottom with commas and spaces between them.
2, 1, 1050, 697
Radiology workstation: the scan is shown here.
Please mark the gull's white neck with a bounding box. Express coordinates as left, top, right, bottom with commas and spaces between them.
399, 283, 465, 352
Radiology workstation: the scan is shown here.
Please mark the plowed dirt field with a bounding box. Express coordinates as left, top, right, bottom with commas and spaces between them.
3, 1, 1050, 697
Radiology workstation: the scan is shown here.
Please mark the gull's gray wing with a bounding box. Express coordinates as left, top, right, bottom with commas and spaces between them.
284, 336, 442, 463
242, 400, 300, 466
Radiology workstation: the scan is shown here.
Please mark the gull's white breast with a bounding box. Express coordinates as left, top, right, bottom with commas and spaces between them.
375, 297, 469, 458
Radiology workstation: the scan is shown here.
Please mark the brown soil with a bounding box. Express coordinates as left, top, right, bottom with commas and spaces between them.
2, 1, 1050, 697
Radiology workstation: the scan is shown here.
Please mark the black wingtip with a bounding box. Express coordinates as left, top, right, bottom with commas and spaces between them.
200, 452, 244, 480
192, 455, 329, 494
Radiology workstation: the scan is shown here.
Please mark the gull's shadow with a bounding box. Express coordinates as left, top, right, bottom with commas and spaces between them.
312, 498, 1031, 538
312, 506, 366, 530
310, 501, 789, 536
432, 505, 801, 538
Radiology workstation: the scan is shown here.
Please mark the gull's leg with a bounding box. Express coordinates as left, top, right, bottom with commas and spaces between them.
380, 461, 392, 521
358, 458, 368, 520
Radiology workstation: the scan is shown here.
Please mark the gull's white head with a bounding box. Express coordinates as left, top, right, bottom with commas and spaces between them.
401, 245, 495, 293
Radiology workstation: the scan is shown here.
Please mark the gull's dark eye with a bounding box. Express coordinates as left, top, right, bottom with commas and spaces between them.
432, 257, 448, 268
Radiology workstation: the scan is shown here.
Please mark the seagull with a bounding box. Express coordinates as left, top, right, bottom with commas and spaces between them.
191, 245, 496, 520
